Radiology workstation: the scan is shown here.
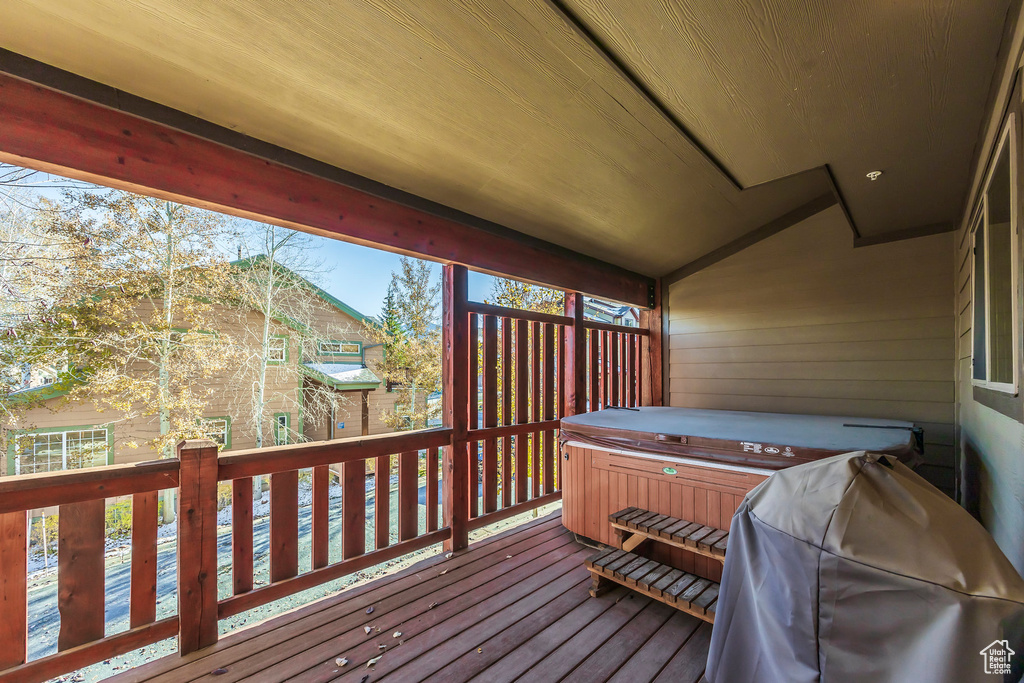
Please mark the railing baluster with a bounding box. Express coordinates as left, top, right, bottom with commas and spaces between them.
543, 322, 556, 495
589, 329, 599, 412
0, 510, 27, 670
57, 499, 105, 651
232, 477, 254, 595
269, 470, 298, 582
130, 490, 158, 628
312, 465, 330, 570
177, 440, 220, 654
501, 316, 512, 509
516, 319, 529, 505
426, 447, 439, 532
611, 331, 621, 407
399, 450, 418, 541
483, 315, 499, 514
469, 313, 480, 519
374, 454, 391, 550
629, 333, 639, 407
598, 331, 606, 411
531, 320, 542, 499
342, 460, 366, 559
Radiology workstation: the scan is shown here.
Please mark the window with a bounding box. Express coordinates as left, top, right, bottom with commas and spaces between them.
274, 413, 291, 445
203, 417, 231, 449
13, 427, 110, 475
972, 115, 1019, 394
268, 336, 288, 364
319, 340, 361, 356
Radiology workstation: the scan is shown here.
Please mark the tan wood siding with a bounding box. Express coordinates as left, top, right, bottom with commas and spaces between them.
668, 208, 956, 495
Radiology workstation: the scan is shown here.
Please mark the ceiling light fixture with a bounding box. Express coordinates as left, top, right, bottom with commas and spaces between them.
866, 170, 883, 181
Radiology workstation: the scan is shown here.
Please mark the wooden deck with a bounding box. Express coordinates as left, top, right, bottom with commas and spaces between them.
114, 512, 712, 683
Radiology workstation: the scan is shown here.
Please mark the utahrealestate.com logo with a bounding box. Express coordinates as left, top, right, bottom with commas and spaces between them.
980, 640, 1015, 675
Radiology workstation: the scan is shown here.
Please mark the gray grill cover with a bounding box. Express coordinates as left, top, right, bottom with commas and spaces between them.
706, 451, 1024, 683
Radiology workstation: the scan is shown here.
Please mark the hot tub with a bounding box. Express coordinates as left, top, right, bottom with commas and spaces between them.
560, 407, 922, 580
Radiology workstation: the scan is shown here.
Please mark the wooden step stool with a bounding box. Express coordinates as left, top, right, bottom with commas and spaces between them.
584, 507, 730, 624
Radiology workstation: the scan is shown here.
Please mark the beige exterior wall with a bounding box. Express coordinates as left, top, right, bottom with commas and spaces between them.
2, 291, 404, 476
667, 207, 957, 497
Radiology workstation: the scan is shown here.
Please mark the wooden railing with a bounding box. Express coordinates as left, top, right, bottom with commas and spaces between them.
0, 460, 180, 682
0, 265, 659, 682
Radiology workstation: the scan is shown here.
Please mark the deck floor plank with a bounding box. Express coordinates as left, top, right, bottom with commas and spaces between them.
110, 512, 710, 683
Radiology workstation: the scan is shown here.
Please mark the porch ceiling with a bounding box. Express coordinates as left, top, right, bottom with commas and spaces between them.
0, 0, 1010, 276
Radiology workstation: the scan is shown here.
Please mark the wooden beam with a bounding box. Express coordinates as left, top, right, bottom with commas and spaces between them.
663, 193, 838, 283
442, 264, 470, 552
853, 222, 955, 247
0, 64, 653, 306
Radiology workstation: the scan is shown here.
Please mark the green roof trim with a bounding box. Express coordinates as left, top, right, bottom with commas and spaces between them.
231, 255, 372, 325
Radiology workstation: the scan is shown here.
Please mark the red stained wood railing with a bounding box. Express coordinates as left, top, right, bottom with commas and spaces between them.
0, 269, 655, 683
0, 511, 27, 671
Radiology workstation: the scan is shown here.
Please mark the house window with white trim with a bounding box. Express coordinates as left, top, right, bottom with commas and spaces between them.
203, 417, 231, 448
268, 336, 288, 364
972, 115, 1020, 394
15, 428, 109, 475
274, 413, 291, 445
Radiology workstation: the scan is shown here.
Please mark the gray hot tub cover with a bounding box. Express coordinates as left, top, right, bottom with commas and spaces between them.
706, 451, 1024, 683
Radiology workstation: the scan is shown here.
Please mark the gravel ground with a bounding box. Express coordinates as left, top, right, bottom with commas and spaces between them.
32, 477, 558, 682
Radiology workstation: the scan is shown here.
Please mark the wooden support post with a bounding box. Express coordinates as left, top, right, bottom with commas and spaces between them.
639, 279, 663, 406
564, 292, 586, 416
129, 491, 159, 628
443, 264, 470, 553
177, 439, 219, 654
0, 511, 27, 670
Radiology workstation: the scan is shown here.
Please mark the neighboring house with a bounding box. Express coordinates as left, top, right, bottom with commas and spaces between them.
1, 263, 403, 478
584, 298, 638, 327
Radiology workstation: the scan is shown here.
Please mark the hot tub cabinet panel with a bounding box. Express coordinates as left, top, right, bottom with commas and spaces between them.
561, 407, 922, 582
562, 444, 768, 582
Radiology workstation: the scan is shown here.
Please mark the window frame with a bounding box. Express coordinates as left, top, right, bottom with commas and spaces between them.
267, 334, 289, 365
318, 340, 362, 357
202, 416, 232, 449
971, 114, 1020, 396
274, 412, 291, 445
7, 424, 113, 476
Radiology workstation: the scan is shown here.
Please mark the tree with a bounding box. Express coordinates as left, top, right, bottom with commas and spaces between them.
3, 188, 238, 521
365, 258, 441, 429
485, 277, 564, 315
228, 224, 355, 452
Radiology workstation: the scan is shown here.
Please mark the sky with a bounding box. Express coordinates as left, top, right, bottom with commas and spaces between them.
4, 165, 499, 319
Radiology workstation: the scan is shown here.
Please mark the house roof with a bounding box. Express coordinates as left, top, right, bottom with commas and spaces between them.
0, 1, 1008, 276
230, 255, 372, 325
302, 362, 381, 390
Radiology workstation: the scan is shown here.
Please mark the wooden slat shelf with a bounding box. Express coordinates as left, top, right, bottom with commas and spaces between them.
585, 549, 719, 624
610, 507, 728, 561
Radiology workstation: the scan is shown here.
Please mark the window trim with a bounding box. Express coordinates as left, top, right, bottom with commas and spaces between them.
274, 412, 291, 445
202, 415, 232, 450
267, 334, 289, 365
6, 424, 113, 476
318, 339, 362, 357
971, 114, 1020, 395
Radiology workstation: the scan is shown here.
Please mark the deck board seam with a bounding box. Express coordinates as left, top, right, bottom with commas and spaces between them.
189, 534, 582, 682
117, 516, 567, 682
